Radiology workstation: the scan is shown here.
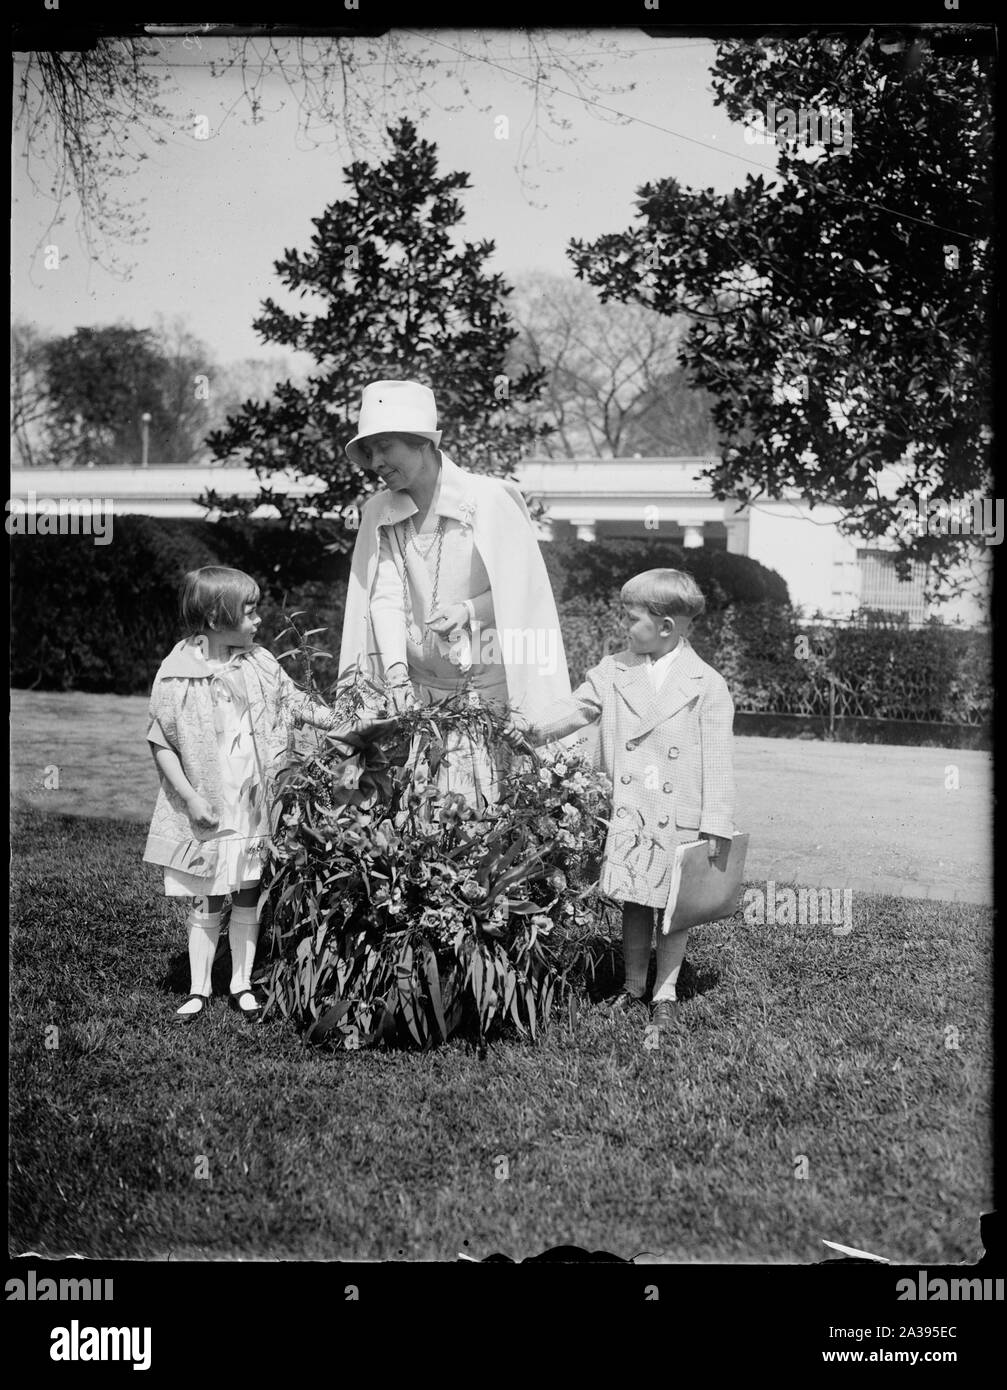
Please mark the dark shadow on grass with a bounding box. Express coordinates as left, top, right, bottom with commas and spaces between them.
675, 957, 721, 1003
159, 932, 250, 1000
571, 934, 721, 1004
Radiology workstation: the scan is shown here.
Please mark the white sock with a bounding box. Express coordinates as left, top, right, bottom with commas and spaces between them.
228, 904, 260, 1006
178, 908, 222, 1014
653, 926, 690, 1003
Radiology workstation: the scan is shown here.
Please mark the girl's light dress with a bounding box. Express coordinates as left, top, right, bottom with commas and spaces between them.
163, 662, 270, 897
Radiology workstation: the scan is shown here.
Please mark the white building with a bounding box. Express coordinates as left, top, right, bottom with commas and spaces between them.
9, 458, 991, 627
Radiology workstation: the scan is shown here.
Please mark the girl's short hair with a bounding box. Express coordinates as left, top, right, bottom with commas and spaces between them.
620, 568, 706, 620
180, 566, 260, 634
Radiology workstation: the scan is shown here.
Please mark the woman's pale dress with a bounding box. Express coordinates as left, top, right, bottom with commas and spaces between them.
369, 511, 510, 804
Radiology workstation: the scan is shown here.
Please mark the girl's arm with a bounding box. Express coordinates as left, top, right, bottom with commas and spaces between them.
151, 745, 219, 831
264, 654, 357, 738
298, 702, 345, 732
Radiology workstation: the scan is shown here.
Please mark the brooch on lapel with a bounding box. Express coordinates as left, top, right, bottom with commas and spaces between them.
458, 498, 476, 532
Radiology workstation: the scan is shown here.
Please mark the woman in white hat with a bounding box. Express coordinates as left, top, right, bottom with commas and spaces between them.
339, 380, 572, 802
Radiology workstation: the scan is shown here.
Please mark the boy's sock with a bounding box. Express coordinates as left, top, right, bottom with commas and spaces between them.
228, 903, 260, 1007
179, 907, 222, 1015
653, 926, 690, 1003
621, 903, 653, 998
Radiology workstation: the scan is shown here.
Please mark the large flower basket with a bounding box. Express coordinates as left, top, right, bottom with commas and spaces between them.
258, 679, 612, 1050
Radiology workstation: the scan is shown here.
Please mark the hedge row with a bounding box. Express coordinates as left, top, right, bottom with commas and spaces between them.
10, 517, 992, 728
10, 518, 787, 694
696, 603, 993, 726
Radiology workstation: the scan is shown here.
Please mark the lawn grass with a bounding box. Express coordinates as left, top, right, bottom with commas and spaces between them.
11, 687, 994, 904
10, 808, 992, 1263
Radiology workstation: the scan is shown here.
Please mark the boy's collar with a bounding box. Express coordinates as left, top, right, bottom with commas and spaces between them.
647, 639, 684, 663
615, 640, 706, 680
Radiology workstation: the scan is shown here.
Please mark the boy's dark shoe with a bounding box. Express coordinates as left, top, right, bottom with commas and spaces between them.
651, 999, 680, 1029
602, 989, 647, 1017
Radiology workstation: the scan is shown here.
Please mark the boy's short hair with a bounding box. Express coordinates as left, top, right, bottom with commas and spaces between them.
621, 568, 706, 621
181, 566, 260, 634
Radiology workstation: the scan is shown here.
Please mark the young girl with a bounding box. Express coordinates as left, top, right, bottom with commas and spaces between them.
143, 566, 340, 1023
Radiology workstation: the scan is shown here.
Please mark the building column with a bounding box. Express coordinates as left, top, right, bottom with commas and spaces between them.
681, 524, 705, 549
574, 520, 597, 542
724, 515, 750, 554
536, 517, 556, 542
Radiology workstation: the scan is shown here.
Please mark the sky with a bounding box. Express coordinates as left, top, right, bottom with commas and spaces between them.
12, 29, 778, 370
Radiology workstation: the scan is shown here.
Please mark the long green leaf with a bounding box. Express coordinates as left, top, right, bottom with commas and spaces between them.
470, 947, 484, 1016
541, 976, 555, 1025
307, 999, 353, 1042
482, 953, 497, 1033
396, 942, 424, 1046
421, 945, 449, 1041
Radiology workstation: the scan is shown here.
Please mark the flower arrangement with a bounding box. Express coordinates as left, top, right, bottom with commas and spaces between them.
259, 669, 613, 1050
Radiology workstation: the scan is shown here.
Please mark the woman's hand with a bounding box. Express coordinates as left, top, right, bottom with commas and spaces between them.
382, 663, 417, 715
186, 792, 220, 834
426, 603, 469, 639
389, 682, 417, 715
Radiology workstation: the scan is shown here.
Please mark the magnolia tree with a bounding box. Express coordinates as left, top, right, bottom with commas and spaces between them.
568, 31, 993, 596
206, 118, 548, 544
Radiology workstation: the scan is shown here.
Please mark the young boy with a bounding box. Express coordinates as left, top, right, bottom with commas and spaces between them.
525, 569, 736, 1029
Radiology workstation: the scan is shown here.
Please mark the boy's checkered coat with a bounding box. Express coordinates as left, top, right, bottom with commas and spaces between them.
531, 641, 736, 908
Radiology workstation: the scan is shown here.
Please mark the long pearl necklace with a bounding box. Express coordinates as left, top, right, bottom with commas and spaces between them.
402, 514, 446, 647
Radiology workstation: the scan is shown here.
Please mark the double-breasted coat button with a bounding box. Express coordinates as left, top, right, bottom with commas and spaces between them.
620, 774, 632, 784
662, 782, 673, 794
616, 806, 628, 818
657, 815, 669, 828
667, 747, 680, 758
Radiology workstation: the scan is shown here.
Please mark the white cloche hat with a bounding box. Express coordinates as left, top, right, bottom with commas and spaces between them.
344, 380, 442, 468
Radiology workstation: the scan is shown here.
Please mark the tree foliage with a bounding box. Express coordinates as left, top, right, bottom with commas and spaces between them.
206, 118, 548, 541
14, 30, 630, 275
507, 272, 720, 457
41, 323, 211, 467
10, 321, 54, 467
568, 31, 993, 594
14, 42, 173, 275
11, 315, 305, 468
